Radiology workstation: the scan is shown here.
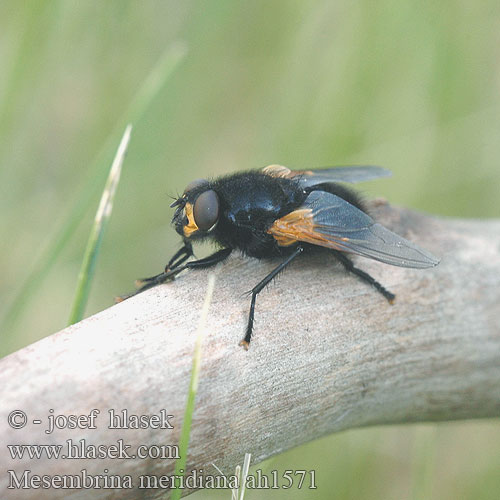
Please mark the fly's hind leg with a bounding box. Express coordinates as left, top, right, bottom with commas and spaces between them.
241, 245, 304, 350
334, 251, 395, 303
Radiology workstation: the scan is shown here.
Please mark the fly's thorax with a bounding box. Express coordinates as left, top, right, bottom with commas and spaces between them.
207, 172, 306, 256
213, 171, 306, 226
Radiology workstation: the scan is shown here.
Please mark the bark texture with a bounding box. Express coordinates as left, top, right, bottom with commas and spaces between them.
1, 202, 500, 499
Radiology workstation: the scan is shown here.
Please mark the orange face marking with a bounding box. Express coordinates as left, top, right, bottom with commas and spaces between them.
267, 208, 344, 250
183, 202, 199, 238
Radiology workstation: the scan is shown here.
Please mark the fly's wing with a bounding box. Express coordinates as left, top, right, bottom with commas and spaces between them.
262, 164, 391, 186
268, 191, 439, 269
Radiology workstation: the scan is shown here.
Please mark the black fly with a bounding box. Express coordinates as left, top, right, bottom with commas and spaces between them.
122, 165, 439, 348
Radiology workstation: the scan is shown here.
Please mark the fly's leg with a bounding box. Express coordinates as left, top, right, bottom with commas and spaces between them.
136, 241, 194, 287
164, 241, 194, 272
241, 245, 303, 350
334, 251, 395, 303
117, 246, 231, 301
136, 247, 232, 291
161, 247, 232, 281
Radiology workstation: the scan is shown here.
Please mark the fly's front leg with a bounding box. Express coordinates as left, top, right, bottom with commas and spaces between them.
117, 244, 230, 302
132, 248, 231, 296
162, 247, 232, 281
165, 241, 194, 273
136, 241, 194, 287
241, 245, 303, 350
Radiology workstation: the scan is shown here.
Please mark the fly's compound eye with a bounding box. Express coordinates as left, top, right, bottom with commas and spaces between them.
193, 189, 219, 231
184, 178, 208, 195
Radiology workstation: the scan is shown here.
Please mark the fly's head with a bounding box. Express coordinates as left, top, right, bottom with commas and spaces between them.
170, 179, 220, 240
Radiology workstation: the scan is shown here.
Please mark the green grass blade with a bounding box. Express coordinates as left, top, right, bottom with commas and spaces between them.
171, 274, 216, 500
238, 453, 252, 500
411, 425, 437, 500
68, 125, 132, 325
232, 465, 241, 500
1, 42, 187, 339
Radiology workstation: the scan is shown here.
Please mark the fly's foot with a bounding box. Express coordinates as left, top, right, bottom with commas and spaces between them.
239, 339, 250, 350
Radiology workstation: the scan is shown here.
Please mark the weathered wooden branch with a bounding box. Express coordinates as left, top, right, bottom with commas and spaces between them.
1, 202, 500, 499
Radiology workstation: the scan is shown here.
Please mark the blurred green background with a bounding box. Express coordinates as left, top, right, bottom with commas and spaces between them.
1, 1, 499, 498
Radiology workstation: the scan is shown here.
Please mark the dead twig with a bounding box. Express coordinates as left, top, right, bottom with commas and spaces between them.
1, 202, 500, 499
